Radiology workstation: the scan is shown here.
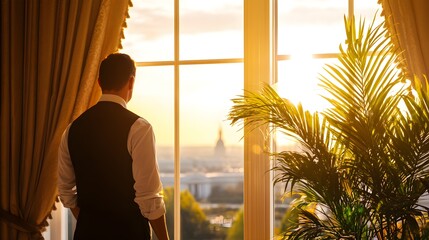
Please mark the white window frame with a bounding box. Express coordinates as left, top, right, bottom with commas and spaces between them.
142, 1, 275, 238
131, 1, 275, 238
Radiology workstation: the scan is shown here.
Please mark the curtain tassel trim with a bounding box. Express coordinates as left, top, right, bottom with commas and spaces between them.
0, 197, 59, 238
0, 208, 43, 236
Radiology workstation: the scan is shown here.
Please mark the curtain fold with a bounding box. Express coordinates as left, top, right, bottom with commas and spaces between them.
379, 0, 429, 83
0, 0, 131, 239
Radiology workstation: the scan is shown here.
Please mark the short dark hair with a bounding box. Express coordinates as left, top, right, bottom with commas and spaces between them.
98, 53, 136, 91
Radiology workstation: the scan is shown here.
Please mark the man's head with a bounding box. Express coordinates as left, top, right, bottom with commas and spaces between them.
99, 53, 136, 101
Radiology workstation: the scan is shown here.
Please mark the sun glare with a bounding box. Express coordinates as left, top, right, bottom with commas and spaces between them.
277, 54, 331, 113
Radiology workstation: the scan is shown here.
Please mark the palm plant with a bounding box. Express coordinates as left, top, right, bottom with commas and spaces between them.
228, 15, 429, 239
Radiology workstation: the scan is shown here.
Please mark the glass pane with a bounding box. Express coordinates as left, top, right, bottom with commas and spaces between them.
276, 58, 336, 113
355, 0, 384, 24
128, 67, 175, 147
278, 0, 347, 55
127, 66, 175, 237
122, 0, 174, 62
180, 0, 243, 60
180, 63, 244, 239
274, 57, 337, 235
273, 136, 300, 237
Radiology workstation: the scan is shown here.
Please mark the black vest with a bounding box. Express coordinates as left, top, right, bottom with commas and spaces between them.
68, 101, 150, 239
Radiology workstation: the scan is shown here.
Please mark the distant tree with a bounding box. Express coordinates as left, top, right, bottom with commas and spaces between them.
163, 187, 175, 239
208, 184, 243, 204
163, 187, 214, 240
226, 207, 243, 240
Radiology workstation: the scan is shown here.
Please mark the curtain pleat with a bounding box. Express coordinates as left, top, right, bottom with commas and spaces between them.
0, 0, 131, 239
379, 0, 429, 83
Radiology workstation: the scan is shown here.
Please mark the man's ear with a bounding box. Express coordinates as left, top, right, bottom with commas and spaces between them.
98, 78, 104, 92
128, 76, 135, 90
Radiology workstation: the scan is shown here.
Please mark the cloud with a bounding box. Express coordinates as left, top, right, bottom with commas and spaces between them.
125, 5, 173, 40
125, 3, 242, 40
125, 2, 380, 41
278, 3, 382, 26
279, 6, 348, 26
180, 6, 242, 34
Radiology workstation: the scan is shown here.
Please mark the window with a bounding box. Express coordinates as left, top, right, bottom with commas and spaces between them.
45, 1, 385, 239
274, 0, 384, 235
123, 0, 244, 239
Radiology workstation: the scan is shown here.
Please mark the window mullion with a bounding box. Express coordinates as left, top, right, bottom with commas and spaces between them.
244, 0, 274, 239
174, 0, 181, 239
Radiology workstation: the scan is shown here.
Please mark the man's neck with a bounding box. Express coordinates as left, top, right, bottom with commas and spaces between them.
102, 89, 129, 102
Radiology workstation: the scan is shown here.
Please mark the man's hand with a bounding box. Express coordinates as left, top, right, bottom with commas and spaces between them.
149, 215, 169, 240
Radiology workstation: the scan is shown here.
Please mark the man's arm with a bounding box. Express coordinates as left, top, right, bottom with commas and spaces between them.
58, 126, 80, 217
129, 119, 170, 239
150, 215, 169, 240
70, 206, 80, 219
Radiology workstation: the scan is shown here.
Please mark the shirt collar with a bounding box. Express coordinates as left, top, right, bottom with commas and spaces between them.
99, 94, 127, 108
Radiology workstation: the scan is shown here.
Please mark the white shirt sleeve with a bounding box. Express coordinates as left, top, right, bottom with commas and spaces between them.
57, 125, 78, 208
128, 118, 166, 220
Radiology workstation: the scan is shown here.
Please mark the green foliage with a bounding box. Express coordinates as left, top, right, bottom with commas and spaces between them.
163, 187, 175, 237
229, 15, 429, 240
279, 205, 299, 235
163, 187, 214, 240
227, 207, 244, 240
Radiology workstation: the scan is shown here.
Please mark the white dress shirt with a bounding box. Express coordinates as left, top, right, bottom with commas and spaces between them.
57, 94, 166, 220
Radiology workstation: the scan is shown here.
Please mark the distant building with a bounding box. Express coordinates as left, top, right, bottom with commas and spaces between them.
214, 127, 225, 158
158, 127, 243, 202
158, 126, 244, 202
160, 172, 243, 201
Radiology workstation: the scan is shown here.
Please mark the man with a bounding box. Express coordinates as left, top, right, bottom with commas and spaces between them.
58, 53, 169, 240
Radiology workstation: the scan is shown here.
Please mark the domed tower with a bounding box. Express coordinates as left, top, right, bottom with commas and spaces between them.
215, 127, 226, 158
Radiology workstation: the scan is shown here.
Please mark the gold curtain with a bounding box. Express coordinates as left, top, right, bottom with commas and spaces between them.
379, 0, 429, 82
0, 0, 131, 239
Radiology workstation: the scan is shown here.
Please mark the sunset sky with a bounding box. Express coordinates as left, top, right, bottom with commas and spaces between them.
121, 0, 382, 147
